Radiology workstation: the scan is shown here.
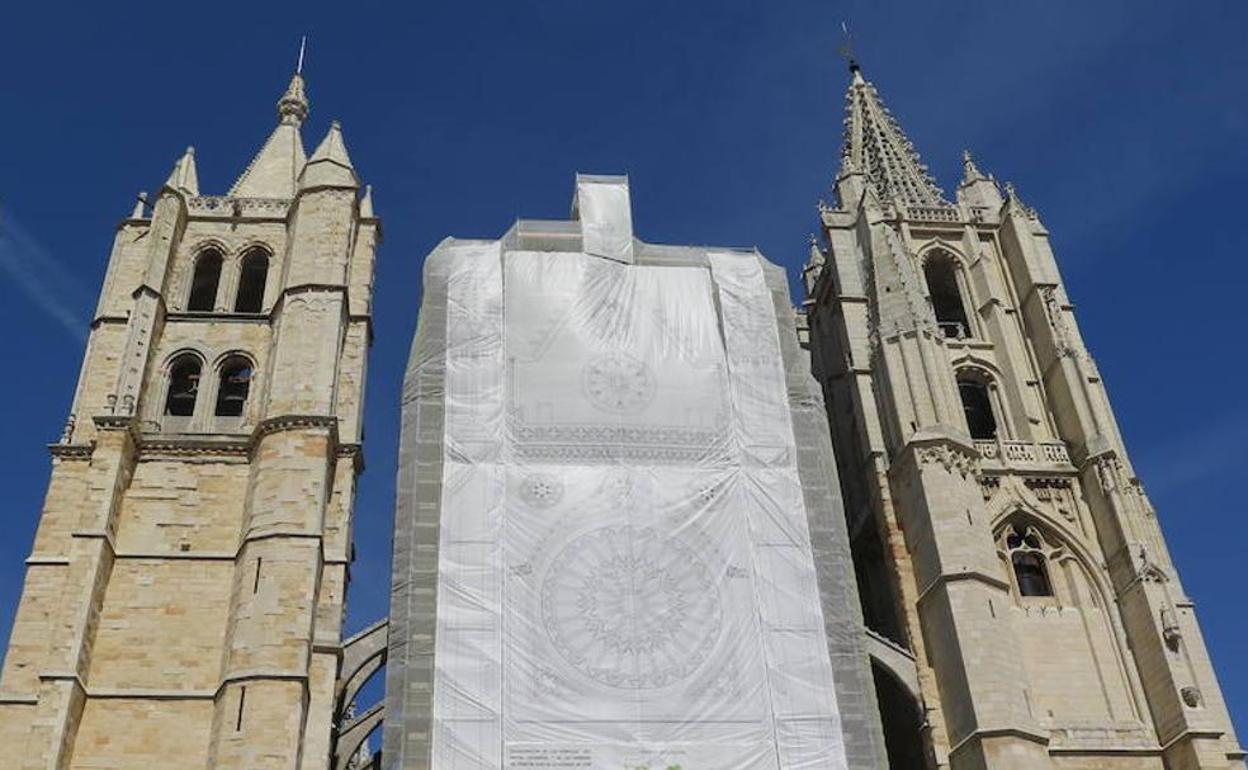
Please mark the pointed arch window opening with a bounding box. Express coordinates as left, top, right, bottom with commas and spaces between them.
164, 355, 202, 417
1002, 523, 1055, 598
924, 254, 973, 340
215, 357, 254, 417
188, 250, 223, 312
234, 249, 269, 313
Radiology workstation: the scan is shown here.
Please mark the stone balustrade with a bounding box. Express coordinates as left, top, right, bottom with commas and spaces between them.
904, 204, 961, 223
974, 438, 1071, 468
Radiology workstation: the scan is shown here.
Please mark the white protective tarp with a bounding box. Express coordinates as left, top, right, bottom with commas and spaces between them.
432, 245, 848, 769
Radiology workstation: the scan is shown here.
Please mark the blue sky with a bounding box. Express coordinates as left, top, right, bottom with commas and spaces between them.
1, 0, 1245, 740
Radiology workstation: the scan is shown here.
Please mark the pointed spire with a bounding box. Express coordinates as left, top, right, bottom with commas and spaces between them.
840, 65, 947, 207
1002, 181, 1040, 221
360, 185, 375, 218
956, 149, 1003, 210
961, 149, 987, 185
300, 120, 359, 190
131, 191, 148, 219
230, 66, 311, 199
166, 146, 199, 196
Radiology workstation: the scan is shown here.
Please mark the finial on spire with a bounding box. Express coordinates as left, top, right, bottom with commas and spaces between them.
839, 21, 864, 83
277, 74, 309, 126
276, 37, 310, 125
961, 149, 986, 184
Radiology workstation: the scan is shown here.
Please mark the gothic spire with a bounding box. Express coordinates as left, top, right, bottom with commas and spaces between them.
956, 149, 1003, 209
840, 64, 947, 207
300, 120, 359, 190
960, 149, 987, 185
229, 69, 310, 199
166, 146, 199, 196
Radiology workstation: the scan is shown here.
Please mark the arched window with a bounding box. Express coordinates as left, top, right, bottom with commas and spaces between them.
957, 377, 997, 440
924, 254, 971, 339
164, 355, 202, 416
234, 249, 269, 313
187, 250, 223, 312
215, 357, 254, 417
1003, 524, 1053, 597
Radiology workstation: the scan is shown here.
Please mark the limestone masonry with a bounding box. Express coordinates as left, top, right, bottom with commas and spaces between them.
798, 63, 1244, 769
0, 70, 381, 769
0, 60, 1243, 770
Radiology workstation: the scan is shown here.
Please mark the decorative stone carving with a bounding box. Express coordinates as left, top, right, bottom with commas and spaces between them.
1181, 686, 1203, 709
916, 443, 979, 478
1093, 454, 1124, 493
978, 474, 1001, 501
1024, 477, 1071, 501
59, 413, 76, 444
1161, 607, 1182, 651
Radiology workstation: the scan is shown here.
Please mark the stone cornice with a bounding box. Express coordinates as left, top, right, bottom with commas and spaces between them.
48, 443, 93, 459
57, 413, 357, 465
281, 282, 350, 298
140, 437, 251, 458
948, 725, 1049, 758
915, 569, 1012, 604
163, 311, 274, 325
255, 413, 339, 443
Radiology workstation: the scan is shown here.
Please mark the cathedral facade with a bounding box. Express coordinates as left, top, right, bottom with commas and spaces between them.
0, 72, 380, 769
0, 57, 1243, 770
801, 63, 1245, 769
385, 175, 885, 769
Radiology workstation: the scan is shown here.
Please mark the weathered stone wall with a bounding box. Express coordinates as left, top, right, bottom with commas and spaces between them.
807, 101, 1245, 767
0, 103, 377, 769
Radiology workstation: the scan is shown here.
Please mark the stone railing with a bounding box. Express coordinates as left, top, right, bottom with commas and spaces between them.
975, 439, 1071, 467
904, 204, 961, 224
187, 195, 290, 218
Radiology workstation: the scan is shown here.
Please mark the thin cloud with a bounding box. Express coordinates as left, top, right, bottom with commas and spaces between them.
0, 205, 91, 340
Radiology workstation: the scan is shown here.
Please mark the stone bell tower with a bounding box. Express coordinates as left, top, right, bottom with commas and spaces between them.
0, 67, 380, 769
803, 63, 1244, 770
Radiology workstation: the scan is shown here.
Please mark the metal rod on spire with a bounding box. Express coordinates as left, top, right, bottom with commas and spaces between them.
838, 21, 860, 74
296, 35, 307, 75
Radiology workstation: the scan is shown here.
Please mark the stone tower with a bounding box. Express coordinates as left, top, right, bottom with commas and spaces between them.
802, 63, 1244, 769
0, 69, 379, 769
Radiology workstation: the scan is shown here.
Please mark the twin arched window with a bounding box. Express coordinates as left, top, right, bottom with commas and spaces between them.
186, 246, 270, 313
163, 353, 254, 421
924, 252, 972, 339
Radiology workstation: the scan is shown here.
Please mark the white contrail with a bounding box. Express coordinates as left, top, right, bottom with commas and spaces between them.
0, 204, 91, 341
